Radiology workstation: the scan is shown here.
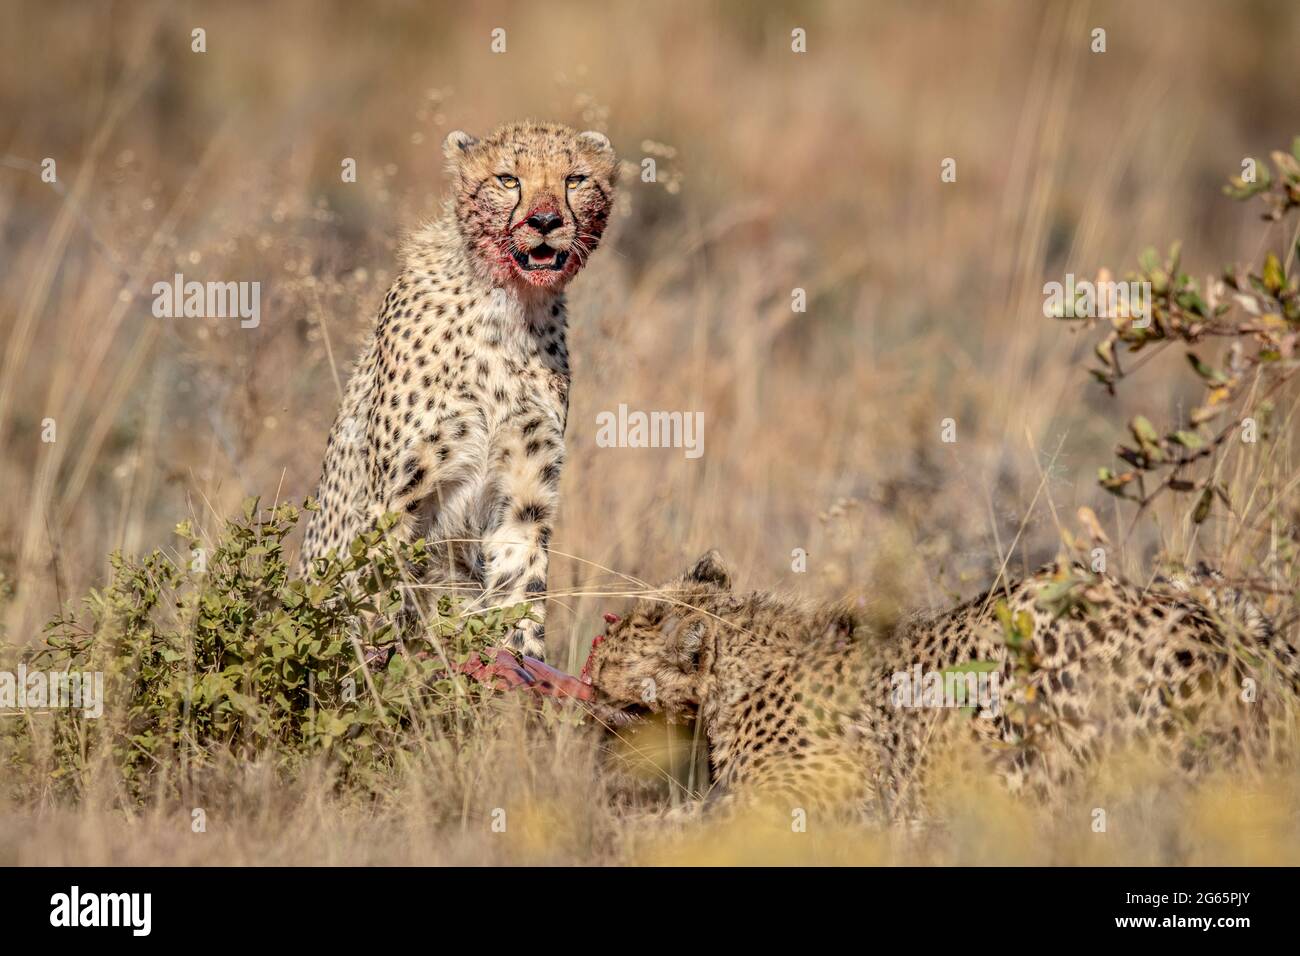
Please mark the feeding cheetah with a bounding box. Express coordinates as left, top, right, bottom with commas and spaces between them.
582, 551, 1300, 824
299, 121, 619, 659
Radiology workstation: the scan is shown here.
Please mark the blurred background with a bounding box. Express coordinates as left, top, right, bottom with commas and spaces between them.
2, 0, 1298, 673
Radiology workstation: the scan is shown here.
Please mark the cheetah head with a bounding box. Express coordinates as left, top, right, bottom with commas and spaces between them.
583, 550, 735, 727
444, 121, 618, 291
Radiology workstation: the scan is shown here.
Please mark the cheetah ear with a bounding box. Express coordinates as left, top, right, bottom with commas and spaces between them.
686, 549, 731, 589
443, 130, 479, 161
576, 130, 613, 154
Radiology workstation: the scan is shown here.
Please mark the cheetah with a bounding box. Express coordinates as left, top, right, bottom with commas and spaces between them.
300, 121, 619, 659
583, 551, 1300, 824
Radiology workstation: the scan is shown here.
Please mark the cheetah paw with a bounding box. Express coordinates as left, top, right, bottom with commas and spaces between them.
506, 619, 546, 660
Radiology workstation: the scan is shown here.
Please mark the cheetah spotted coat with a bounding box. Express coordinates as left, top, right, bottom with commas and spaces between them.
585, 551, 1300, 824
300, 122, 618, 659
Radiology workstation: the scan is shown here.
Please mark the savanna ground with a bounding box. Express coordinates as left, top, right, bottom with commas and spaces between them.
2, 0, 1300, 865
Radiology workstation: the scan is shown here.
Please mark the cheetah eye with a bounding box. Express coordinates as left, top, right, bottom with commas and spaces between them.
496, 175, 519, 189
566, 175, 587, 189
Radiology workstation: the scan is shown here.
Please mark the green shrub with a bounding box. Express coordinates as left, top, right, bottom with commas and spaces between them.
1053, 136, 1300, 610
1061, 136, 1300, 526
2, 498, 535, 803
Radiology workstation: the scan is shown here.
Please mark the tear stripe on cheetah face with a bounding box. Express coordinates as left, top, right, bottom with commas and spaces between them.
298, 121, 617, 661
585, 551, 1300, 823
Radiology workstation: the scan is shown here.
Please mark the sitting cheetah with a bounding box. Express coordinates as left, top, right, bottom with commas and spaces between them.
583, 551, 1300, 823
300, 121, 619, 659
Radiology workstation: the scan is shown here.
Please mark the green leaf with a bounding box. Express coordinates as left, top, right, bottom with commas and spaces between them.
1099, 467, 1136, 496
1129, 415, 1160, 447
1263, 252, 1285, 296
1175, 289, 1210, 317
1186, 352, 1228, 384
1192, 487, 1213, 524
1272, 149, 1300, 183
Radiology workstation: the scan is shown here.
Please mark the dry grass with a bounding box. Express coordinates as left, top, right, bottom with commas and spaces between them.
2, 0, 1299, 864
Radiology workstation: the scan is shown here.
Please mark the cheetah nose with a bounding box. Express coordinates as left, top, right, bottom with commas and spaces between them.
525, 211, 564, 235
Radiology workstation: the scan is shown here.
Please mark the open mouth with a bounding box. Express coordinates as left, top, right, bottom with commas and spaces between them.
512, 244, 570, 271
595, 701, 654, 729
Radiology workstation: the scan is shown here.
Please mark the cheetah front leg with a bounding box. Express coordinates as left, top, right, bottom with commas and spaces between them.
479, 432, 562, 660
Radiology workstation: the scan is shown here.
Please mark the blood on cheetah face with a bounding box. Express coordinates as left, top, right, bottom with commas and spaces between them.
583, 550, 733, 726
444, 121, 619, 290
